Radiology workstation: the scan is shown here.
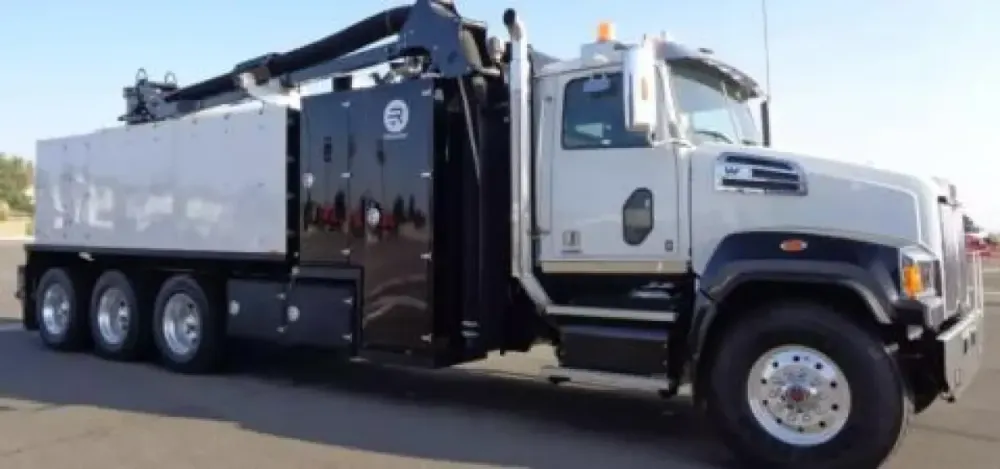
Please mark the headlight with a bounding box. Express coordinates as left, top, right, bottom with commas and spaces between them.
900, 246, 938, 299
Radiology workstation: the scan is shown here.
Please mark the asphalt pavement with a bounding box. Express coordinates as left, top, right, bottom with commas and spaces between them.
0, 241, 996, 469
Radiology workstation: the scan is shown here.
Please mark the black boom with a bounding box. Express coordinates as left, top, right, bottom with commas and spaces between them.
120, 0, 502, 125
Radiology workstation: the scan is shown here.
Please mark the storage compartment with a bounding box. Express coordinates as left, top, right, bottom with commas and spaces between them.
285, 280, 355, 348
227, 279, 285, 341
226, 276, 355, 349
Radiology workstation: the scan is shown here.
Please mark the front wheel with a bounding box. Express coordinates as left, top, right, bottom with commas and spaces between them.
705, 301, 912, 469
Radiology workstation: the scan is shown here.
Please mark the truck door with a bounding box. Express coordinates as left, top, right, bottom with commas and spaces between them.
540, 70, 685, 273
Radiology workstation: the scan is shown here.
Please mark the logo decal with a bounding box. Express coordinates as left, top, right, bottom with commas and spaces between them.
383, 99, 409, 134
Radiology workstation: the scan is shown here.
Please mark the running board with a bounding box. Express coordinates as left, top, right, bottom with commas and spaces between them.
540, 365, 675, 394
546, 305, 677, 322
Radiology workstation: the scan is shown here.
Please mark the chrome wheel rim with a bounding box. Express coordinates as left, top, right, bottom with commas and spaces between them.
746, 345, 852, 446
41, 284, 71, 336
162, 293, 201, 358
96, 287, 130, 346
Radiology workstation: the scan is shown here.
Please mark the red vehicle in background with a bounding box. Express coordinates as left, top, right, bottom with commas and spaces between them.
965, 214, 994, 254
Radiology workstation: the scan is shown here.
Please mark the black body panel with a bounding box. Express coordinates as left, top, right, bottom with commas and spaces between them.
298, 71, 520, 365
559, 324, 670, 376
301, 79, 435, 355
689, 231, 907, 356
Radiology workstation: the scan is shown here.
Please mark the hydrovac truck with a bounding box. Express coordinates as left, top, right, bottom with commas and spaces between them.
16, 1, 985, 467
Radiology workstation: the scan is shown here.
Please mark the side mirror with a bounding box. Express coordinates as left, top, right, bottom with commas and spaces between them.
622, 40, 658, 133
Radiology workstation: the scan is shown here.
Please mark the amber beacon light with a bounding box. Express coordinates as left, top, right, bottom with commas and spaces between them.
597, 22, 615, 42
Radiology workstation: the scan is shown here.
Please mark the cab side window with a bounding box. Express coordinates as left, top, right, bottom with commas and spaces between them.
561, 72, 650, 150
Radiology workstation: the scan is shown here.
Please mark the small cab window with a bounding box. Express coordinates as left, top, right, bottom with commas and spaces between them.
561, 72, 650, 150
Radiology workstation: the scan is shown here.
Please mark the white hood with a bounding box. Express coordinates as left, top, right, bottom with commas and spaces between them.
688, 143, 944, 269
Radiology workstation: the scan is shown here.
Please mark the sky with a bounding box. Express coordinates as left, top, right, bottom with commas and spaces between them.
1, 0, 997, 227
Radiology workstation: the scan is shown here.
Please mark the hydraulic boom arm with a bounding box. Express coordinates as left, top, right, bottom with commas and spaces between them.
120, 0, 550, 125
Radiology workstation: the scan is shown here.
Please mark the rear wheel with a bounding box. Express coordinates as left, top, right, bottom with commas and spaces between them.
89, 270, 148, 360
152, 275, 223, 373
36, 268, 87, 351
705, 301, 911, 469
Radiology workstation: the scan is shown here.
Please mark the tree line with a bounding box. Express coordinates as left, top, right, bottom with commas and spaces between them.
0, 153, 34, 216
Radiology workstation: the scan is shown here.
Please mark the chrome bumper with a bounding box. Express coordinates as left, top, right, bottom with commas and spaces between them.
936, 251, 986, 401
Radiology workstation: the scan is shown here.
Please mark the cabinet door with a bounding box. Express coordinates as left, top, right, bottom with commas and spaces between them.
350, 80, 436, 355
542, 71, 684, 273
299, 93, 351, 264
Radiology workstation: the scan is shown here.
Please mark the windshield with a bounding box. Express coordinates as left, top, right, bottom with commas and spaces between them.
669, 61, 760, 146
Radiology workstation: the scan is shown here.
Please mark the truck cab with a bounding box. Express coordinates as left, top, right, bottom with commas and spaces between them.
535, 33, 761, 273
520, 20, 986, 468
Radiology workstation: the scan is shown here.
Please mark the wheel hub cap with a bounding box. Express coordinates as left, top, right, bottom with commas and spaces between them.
40, 284, 70, 336
747, 345, 852, 446
162, 292, 201, 358
97, 287, 130, 346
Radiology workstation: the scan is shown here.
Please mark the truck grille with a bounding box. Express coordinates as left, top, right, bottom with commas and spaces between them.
939, 203, 971, 316
967, 250, 985, 313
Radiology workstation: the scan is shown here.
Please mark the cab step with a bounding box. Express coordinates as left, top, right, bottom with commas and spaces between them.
540, 365, 678, 397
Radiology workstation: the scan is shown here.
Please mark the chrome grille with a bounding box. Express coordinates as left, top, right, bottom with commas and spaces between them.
939, 203, 968, 316
967, 250, 985, 313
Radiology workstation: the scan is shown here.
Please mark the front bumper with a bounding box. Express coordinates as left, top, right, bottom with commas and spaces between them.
936, 307, 985, 400
935, 250, 986, 401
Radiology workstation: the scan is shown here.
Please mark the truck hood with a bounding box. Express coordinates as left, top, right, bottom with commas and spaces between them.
692, 143, 944, 252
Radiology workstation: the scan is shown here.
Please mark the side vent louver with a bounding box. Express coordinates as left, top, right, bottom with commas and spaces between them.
714, 153, 807, 195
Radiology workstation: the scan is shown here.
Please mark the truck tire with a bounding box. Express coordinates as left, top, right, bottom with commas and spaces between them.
151, 275, 223, 374
89, 270, 148, 361
36, 267, 88, 351
704, 300, 911, 469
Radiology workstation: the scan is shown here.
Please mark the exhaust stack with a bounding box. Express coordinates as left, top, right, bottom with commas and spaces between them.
503, 9, 551, 310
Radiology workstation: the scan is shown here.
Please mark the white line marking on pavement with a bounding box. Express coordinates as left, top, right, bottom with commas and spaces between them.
0, 323, 23, 333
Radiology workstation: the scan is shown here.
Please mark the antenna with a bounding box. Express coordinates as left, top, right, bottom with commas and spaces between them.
759, 0, 773, 147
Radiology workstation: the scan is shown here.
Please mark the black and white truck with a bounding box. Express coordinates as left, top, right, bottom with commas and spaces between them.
16, 1, 986, 467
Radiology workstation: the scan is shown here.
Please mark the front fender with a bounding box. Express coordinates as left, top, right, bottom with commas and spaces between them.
689, 231, 903, 359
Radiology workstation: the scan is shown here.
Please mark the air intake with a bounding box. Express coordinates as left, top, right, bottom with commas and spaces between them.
714, 153, 807, 195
